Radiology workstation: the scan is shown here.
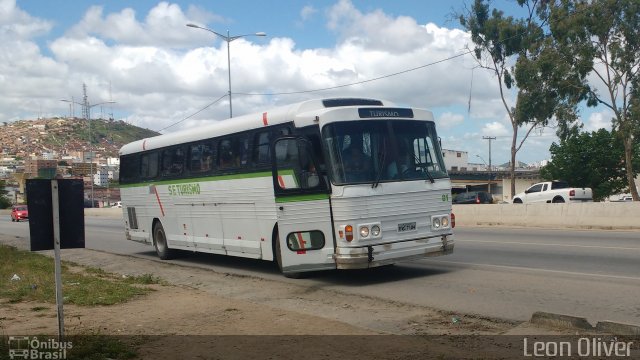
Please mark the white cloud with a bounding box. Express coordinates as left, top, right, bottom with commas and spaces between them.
0, 0, 504, 133
482, 121, 509, 137
0, 0, 548, 166
437, 112, 464, 129
0, 0, 52, 39
300, 6, 317, 21
584, 111, 613, 132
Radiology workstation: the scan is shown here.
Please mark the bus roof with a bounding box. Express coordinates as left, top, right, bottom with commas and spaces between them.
119, 98, 397, 155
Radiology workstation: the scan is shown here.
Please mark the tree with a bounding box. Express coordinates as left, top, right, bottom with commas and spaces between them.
459, 0, 588, 199
0, 180, 11, 209
540, 129, 638, 201
548, 0, 640, 200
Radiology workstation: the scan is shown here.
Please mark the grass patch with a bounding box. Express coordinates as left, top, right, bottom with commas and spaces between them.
0, 245, 160, 306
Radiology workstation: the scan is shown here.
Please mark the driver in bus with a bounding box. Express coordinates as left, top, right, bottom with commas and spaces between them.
386, 140, 411, 179
342, 136, 371, 181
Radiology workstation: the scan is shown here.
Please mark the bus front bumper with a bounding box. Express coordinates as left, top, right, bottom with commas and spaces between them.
334, 234, 454, 269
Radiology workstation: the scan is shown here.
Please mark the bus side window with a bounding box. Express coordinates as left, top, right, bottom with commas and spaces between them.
219, 138, 238, 168
189, 142, 214, 173
140, 152, 158, 179
254, 131, 271, 165
120, 154, 140, 184
238, 137, 250, 166
274, 138, 320, 190
161, 147, 185, 176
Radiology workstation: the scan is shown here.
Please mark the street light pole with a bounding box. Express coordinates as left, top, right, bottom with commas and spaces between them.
61, 96, 115, 208
482, 136, 496, 195
186, 23, 266, 118
476, 154, 492, 194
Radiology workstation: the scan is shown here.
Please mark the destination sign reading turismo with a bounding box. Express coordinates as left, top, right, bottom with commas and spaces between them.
358, 108, 414, 118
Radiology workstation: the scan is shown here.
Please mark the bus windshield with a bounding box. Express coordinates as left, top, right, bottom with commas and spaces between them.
322, 120, 448, 185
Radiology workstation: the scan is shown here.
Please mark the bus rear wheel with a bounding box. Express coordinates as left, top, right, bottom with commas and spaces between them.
153, 221, 176, 260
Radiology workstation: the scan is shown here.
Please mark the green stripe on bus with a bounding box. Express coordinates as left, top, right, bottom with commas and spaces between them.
120, 171, 273, 188
275, 194, 330, 203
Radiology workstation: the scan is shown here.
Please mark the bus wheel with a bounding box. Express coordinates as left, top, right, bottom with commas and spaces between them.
153, 221, 175, 260
274, 230, 305, 279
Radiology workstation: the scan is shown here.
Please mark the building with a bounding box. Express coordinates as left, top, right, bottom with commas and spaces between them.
71, 162, 96, 176
107, 157, 120, 166
442, 149, 469, 171
93, 169, 109, 186
83, 151, 97, 163
24, 159, 57, 179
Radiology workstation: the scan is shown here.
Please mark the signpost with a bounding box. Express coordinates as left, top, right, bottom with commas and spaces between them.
26, 179, 85, 340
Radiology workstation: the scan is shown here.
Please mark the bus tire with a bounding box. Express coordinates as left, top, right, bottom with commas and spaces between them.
274, 229, 306, 279
153, 221, 176, 260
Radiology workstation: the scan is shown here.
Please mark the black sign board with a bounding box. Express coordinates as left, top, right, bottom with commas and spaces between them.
26, 179, 85, 251
358, 108, 414, 119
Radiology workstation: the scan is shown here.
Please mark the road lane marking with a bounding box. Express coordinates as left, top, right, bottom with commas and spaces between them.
425, 259, 640, 281
456, 239, 640, 251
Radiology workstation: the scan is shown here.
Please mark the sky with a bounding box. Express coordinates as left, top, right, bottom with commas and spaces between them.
0, 0, 615, 165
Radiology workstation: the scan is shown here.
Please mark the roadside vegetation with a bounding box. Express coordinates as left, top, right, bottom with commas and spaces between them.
0, 244, 162, 305
0, 244, 164, 359
459, 0, 640, 200
0, 180, 10, 209
541, 129, 640, 201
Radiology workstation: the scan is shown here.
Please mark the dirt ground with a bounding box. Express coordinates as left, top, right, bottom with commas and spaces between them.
0, 235, 578, 359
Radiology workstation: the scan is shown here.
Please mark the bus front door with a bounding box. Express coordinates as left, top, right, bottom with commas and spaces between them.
272, 137, 335, 274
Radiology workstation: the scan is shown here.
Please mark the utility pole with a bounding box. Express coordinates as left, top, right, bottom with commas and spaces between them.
483, 136, 496, 194
82, 83, 93, 207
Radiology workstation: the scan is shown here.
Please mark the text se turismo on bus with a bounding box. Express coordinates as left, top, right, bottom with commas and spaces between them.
119, 98, 455, 277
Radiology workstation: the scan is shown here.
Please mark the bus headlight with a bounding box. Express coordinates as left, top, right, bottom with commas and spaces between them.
360, 226, 370, 238
431, 215, 451, 230
371, 225, 381, 237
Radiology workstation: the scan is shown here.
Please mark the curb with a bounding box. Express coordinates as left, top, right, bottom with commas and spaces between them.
530, 311, 593, 330
596, 321, 640, 336
531, 312, 640, 335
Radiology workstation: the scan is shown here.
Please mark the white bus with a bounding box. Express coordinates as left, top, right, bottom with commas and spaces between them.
119, 98, 454, 277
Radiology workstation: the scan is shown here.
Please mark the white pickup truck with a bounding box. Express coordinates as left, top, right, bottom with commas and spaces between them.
512, 181, 593, 204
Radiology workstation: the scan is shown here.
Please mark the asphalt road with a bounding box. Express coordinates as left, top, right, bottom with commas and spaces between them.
2, 216, 639, 325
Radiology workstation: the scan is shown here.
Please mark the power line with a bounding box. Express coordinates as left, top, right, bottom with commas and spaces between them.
157, 50, 472, 131
162, 2, 595, 132
157, 93, 227, 132
235, 51, 472, 96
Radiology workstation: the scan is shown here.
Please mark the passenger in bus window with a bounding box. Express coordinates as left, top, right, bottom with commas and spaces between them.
343, 141, 371, 181
220, 149, 233, 168
219, 140, 239, 168
202, 155, 213, 171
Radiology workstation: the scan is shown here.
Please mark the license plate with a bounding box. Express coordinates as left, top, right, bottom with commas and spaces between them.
397, 222, 416, 232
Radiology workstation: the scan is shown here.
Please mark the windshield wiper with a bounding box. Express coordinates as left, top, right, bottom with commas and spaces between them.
371, 150, 386, 188
414, 155, 435, 183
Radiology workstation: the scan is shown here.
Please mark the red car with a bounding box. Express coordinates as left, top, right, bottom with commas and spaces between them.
11, 205, 28, 222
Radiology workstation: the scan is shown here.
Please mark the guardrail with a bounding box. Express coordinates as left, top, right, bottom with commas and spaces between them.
0, 208, 123, 218
453, 202, 640, 230
3, 203, 639, 230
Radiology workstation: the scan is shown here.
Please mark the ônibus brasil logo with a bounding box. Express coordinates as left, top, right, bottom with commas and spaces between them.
7, 336, 72, 360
